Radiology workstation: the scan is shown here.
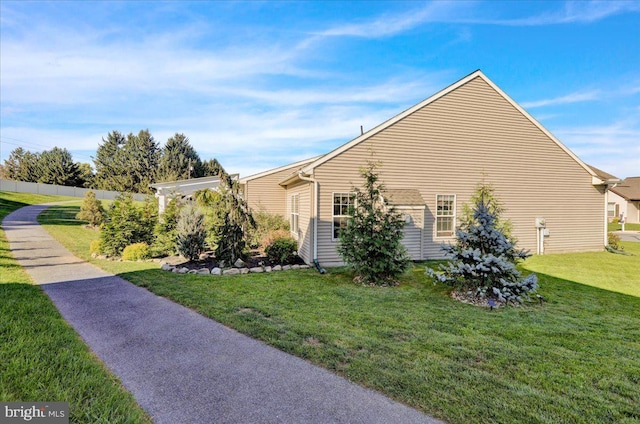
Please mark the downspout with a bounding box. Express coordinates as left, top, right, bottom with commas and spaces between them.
604, 187, 609, 247
297, 171, 325, 274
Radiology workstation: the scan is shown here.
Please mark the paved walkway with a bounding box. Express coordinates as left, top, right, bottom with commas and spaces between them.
613, 230, 640, 242
3, 204, 442, 424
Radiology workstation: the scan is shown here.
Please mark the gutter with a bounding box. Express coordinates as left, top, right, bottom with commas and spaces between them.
296, 171, 322, 271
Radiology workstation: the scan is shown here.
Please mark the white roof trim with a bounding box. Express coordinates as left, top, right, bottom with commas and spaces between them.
150, 175, 221, 190
239, 156, 322, 184
300, 70, 598, 180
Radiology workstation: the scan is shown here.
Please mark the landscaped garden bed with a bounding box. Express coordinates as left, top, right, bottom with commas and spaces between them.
158, 251, 309, 275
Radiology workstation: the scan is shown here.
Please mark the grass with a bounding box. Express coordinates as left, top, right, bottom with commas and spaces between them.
0, 192, 151, 423
37, 202, 640, 424
609, 222, 640, 232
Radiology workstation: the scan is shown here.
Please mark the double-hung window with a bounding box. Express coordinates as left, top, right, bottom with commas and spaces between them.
332, 193, 354, 240
436, 194, 456, 237
290, 194, 299, 236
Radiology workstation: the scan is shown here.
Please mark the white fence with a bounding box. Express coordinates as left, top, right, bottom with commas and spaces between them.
0, 179, 147, 201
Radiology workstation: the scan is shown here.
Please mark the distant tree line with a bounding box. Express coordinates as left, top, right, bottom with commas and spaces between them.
1, 130, 221, 193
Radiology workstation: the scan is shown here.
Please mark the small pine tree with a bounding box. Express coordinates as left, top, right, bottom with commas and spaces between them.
76, 190, 105, 228
338, 161, 410, 285
152, 198, 181, 256
176, 204, 207, 261
427, 194, 538, 304
100, 193, 152, 257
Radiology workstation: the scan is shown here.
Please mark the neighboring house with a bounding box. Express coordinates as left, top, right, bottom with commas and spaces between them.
609, 177, 640, 224
588, 165, 624, 223
239, 70, 618, 266
151, 175, 221, 214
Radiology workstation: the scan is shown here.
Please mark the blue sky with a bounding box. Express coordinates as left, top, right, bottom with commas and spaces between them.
1, 1, 639, 178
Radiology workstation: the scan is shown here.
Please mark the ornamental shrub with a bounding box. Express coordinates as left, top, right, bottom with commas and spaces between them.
176, 204, 207, 261
337, 160, 410, 285
122, 242, 151, 261
76, 190, 105, 228
427, 193, 538, 304
247, 210, 290, 249
265, 237, 298, 265
607, 232, 623, 251
100, 193, 154, 257
89, 239, 102, 255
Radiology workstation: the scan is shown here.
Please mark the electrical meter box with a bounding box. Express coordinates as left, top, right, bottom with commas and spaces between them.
535, 217, 546, 228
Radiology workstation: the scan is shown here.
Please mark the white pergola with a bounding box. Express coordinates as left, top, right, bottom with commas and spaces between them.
150, 176, 221, 214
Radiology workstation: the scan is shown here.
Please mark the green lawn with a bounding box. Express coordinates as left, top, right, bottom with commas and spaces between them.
37, 202, 640, 424
609, 221, 640, 232
0, 192, 150, 423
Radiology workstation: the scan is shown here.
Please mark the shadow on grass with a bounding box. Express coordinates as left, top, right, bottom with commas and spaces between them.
38, 205, 85, 226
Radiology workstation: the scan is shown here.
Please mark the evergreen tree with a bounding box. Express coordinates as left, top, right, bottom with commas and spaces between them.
338, 161, 410, 285
122, 129, 159, 194
153, 198, 182, 256
77, 163, 95, 188
427, 194, 538, 304
3, 147, 40, 182
75, 190, 106, 228
209, 159, 255, 263
36, 147, 81, 186
157, 133, 202, 182
93, 131, 127, 191
176, 204, 207, 261
100, 193, 154, 256
460, 182, 513, 239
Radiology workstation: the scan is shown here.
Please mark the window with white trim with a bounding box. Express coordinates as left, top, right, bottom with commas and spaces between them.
332, 193, 354, 240
607, 202, 618, 219
436, 194, 456, 237
290, 194, 299, 236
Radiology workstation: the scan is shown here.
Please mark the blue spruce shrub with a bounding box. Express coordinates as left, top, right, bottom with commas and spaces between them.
427, 199, 538, 304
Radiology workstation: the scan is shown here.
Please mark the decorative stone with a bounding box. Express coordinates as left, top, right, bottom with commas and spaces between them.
240, 268, 249, 274
188, 270, 197, 274
272, 265, 282, 271
219, 260, 225, 268
265, 266, 272, 273
300, 265, 309, 269
282, 265, 291, 271
223, 268, 240, 275
211, 267, 222, 275
234, 258, 246, 268
291, 264, 301, 270
178, 267, 189, 274
161, 263, 173, 271
249, 267, 264, 273
197, 268, 211, 275
172, 267, 180, 273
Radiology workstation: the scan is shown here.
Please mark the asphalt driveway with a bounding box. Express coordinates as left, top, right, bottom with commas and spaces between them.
3, 204, 442, 424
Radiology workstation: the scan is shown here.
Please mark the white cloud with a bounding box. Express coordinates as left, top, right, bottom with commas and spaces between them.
522, 90, 601, 108
555, 120, 640, 178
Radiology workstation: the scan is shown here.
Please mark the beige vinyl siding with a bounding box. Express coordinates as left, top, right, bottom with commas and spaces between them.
286, 180, 313, 264
397, 207, 424, 259
313, 76, 603, 265
244, 168, 299, 216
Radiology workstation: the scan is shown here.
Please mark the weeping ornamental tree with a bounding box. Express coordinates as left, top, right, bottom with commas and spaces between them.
204, 159, 255, 264
427, 185, 538, 304
338, 161, 410, 285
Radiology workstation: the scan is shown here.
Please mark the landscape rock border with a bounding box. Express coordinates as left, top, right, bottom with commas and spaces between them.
159, 261, 309, 275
